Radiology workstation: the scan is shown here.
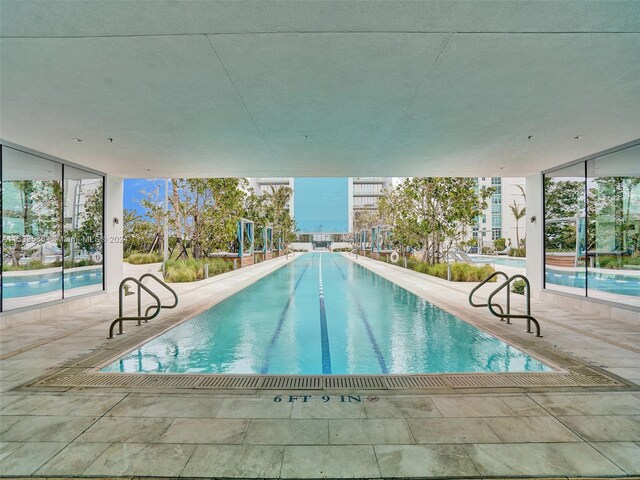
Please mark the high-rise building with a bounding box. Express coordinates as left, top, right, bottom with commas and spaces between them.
471, 177, 526, 251
245, 177, 294, 215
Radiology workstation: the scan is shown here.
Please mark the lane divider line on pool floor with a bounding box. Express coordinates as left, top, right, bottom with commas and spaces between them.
318, 254, 332, 374
330, 255, 389, 374
260, 257, 313, 374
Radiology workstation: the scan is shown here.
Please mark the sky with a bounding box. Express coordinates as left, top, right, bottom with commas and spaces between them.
123, 179, 168, 218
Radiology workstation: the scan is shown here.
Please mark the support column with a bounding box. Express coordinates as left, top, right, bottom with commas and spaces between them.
105, 175, 123, 293
525, 173, 544, 299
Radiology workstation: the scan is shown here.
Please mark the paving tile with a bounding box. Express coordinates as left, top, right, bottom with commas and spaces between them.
291, 397, 366, 419
375, 444, 479, 477
75, 416, 173, 443
84, 443, 195, 477
281, 445, 379, 478
407, 417, 501, 443
484, 416, 581, 442
0, 396, 24, 409
0, 415, 97, 442
464, 442, 625, 476
244, 419, 328, 445
160, 418, 249, 444
329, 418, 413, 444
0, 415, 22, 435
181, 444, 284, 478
35, 442, 111, 475
0, 441, 67, 475
0, 440, 22, 466
216, 397, 292, 418
590, 442, 640, 474
0, 394, 124, 417
107, 395, 223, 418
529, 393, 640, 415
364, 395, 441, 418
431, 395, 514, 417
501, 395, 549, 416
558, 415, 640, 441
606, 367, 640, 381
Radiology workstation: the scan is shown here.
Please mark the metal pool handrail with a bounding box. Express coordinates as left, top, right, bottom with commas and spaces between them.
487, 274, 542, 337
138, 273, 178, 317
108, 277, 162, 338
469, 271, 509, 321
350, 248, 358, 258
108, 274, 179, 339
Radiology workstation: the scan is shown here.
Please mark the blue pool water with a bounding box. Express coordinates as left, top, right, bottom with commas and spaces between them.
103, 254, 550, 375
2, 269, 103, 298
470, 255, 526, 268
470, 255, 639, 298
545, 268, 640, 297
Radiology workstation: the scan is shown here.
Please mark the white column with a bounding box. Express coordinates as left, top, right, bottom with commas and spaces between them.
525, 173, 544, 299
105, 175, 123, 293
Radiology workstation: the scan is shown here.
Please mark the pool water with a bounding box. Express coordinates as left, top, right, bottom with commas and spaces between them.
470, 255, 526, 268
545, 268, 640, 297
2, 268, 103, 298
103, 253, 550, 375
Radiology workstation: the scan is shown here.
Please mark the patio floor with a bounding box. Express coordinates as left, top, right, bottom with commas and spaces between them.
0, 253, 639, 478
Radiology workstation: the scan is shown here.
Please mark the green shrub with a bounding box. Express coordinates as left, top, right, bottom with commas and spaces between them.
163, 257, 233, 282
481, 246, 495, 255
126, 252, 163, 264
446, 263, 495, 282
511, 279, 526, 295
596, 254, 640, 269
509, 247, 526, 257
493, 238, 507, 251
2, 259, 63, 271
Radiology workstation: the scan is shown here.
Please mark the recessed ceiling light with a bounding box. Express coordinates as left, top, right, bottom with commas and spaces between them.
574, 135, 585, 140
145, 169, 151, 172
108, 138, 114, 143
72, 138, 82, 142
527, 135, 533, 140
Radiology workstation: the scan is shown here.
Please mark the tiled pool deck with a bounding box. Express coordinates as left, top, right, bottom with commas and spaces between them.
0, 253, 639, 478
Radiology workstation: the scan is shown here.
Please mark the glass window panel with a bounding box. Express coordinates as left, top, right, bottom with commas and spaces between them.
63, 166, 104, 297
586, 144, 640, 307
544, 163, 587, 296
2, 147, 63, 310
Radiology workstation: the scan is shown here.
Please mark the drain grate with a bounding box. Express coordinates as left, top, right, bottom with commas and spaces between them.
197, 376, 262, 389
29, 370, 625, 391
385, 375, 451, 389
262, 376, 323, 389
324, 376, 386, 389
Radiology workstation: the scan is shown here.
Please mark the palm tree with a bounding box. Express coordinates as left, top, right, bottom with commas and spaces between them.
509, 199, 526, 248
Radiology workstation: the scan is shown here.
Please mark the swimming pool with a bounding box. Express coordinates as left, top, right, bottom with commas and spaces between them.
103, 253, 550, 375
545, 267, 640, 297
470, 255, 526, 268
2, 268, 103, 298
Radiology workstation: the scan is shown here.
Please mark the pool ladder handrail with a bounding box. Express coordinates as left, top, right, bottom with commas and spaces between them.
139, 273, 178, 316
108, 274, 179, 339
468, 271, 509, 321
487, 274, 542, 337
469, 271, 542, 337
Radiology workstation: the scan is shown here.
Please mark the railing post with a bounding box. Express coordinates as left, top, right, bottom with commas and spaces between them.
137, 282, 142, 325
505, 285, 511, 324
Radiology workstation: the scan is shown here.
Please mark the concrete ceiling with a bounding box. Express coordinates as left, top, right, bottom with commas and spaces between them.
1, 0, 639, 178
